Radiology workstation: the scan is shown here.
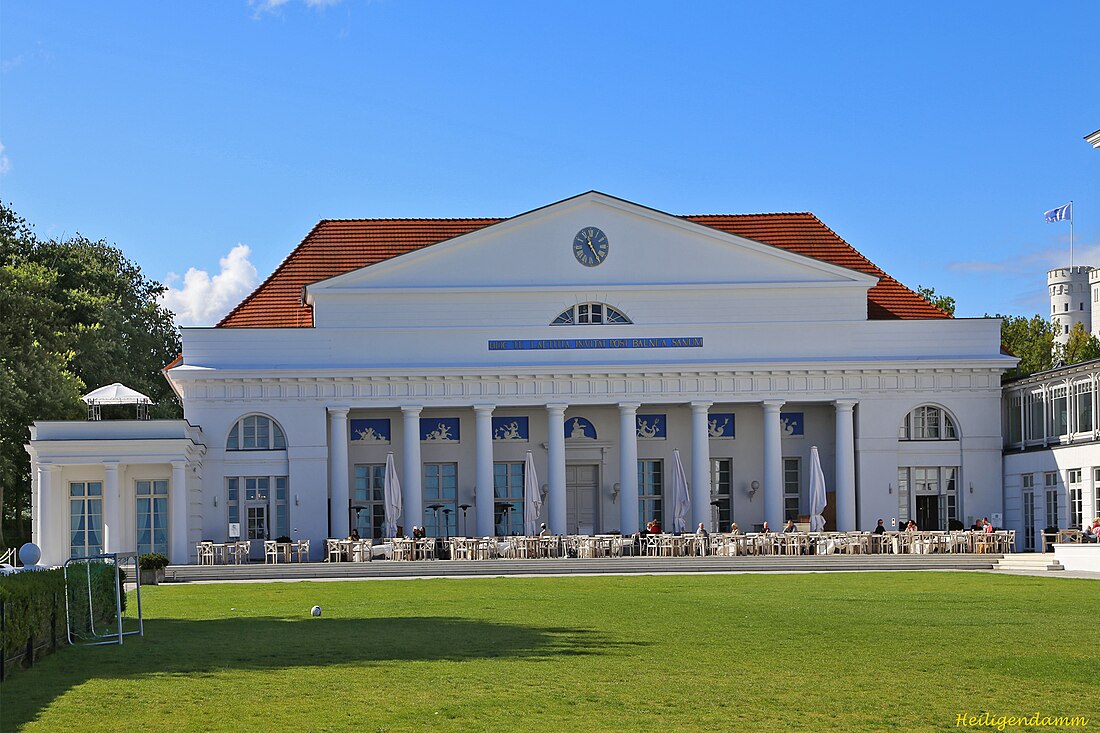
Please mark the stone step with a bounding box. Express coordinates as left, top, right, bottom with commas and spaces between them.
993, 553, 1064, 572
165, 554, 1000, 583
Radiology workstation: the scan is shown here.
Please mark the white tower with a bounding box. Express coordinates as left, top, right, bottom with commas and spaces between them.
1049, 266, 1092, 346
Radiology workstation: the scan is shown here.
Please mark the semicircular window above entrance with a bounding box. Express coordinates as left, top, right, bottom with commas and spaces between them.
551, 303, 631, 326
227, 414, 287, 451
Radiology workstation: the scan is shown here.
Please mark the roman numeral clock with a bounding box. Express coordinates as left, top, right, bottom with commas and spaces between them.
573, 227, 609, 267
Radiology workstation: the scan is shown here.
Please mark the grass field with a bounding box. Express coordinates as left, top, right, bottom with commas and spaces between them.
1, 572, 1095, 732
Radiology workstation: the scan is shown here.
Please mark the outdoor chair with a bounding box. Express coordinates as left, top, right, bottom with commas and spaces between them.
264, 540, 279, 564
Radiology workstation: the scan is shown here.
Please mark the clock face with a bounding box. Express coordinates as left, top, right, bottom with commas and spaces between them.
573, 227, 609, 267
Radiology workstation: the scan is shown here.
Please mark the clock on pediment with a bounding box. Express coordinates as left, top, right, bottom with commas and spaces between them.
573, 227, 609, 267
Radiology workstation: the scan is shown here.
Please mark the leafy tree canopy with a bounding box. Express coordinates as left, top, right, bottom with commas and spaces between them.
916, 285, 956, 317
0, 202, 181, 547
989, 313, 1057, 380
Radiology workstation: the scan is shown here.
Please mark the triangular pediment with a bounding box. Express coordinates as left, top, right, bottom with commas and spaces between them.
305, 192, 878, 298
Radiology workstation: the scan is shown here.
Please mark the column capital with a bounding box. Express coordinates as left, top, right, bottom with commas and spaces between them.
617, 401, 641, 412
834, 399, 857, 411
170, 459, 187, 470
102, 460, 121, 471
689, 401, 713, 413
328, 406, 351, 418
400, 405, 423, 417
762, 400, 785, 412
472, 404, 496, 415
546, 403, 569, 415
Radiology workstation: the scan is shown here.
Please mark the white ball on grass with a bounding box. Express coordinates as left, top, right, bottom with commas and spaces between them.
310, 605, 322, 617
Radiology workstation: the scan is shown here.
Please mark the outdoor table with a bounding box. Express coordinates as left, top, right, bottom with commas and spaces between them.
391, 538, 414, 560
292, 539, 310, 562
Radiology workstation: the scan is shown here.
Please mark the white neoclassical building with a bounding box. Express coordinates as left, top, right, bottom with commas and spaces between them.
28, 192, 1013, 565
1003, 358, 1100, 551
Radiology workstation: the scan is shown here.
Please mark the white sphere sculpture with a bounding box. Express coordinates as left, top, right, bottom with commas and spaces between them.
19, 542, 42, 569
310, 605, 322, 617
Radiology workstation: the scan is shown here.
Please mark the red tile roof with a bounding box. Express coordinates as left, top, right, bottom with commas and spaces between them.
217, 211, 948, 328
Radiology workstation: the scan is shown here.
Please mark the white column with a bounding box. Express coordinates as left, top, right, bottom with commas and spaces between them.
473, 405, 495, 537
835, 400, 858, 531
103, 461, 121, 553
328, 407, 351, 538
401, 406, 423, 535
170, 460, 188, 565
690, 401, 713, 530
34, 463, 54, 561
546, 404, 568, 535
618, 402, 641, 534
762, 400, 785, 529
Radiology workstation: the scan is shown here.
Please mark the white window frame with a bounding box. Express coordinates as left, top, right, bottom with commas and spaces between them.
783, 457, 801, 522
551, 302, 631, 326
638, 459, 663, 530
227, 414, 287, 451
493, 461, 525, 536
135, 479, 169, 556
69, 481, 104, 558
899, 405, 957, 441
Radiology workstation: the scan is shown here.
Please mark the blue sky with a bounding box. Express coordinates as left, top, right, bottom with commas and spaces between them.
2, 1, 1097, 324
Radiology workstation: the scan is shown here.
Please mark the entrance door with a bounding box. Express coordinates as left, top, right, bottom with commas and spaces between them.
246, 506, 267, 560
566, 464, 598, 534
915, 495, 939, 531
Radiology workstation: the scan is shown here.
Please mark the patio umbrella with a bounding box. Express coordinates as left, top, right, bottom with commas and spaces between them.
523, 450, 542, 536
384, 451, 402, 538
671, 449, 691, 533
809, 445, 828, 532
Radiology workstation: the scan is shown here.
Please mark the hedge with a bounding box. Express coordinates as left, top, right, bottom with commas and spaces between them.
0, 562, 126, 680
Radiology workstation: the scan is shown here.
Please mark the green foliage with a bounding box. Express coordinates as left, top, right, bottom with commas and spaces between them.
1057, 321, 1100, 365
0, 202, 182, 547
0, 563, 124, 672
992, 313, 1057, 379
916, 284, 956, 316
138, 553, 169, 571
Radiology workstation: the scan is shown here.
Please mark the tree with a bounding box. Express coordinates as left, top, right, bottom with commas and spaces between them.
1058, 322, 1100, 366
993, 313, 1057, 379
0, 203, 181, 548
916, 285, 956, 317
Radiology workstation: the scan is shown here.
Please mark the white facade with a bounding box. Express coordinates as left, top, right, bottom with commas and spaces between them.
28, 192, 1014, 564
1003, 358, 1100, 552
1048, 266, 1095, 344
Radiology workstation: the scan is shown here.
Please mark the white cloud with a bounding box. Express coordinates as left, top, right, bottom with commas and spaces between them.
249, 0, 342, 16
161, 244, 259, 327
0, 142, 10, 174
949, 239, 1100, 275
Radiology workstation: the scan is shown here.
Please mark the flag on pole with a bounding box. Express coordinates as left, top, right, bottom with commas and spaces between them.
1045, 202, 1072, 223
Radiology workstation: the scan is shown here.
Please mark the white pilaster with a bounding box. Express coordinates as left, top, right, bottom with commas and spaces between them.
835, 400, 857, 531
690, 401, 713, 530
762, 400, 785, 529
35, 463, 55, 563
103, 461, 121, 553
170, 460, 188, 565
618, 402, 641, 534
473, 404, 495, 537
401, 406, 423, 535
546, 404, 568, 535
328, 407, 351, 538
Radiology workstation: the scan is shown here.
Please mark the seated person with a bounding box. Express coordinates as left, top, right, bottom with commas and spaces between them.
646, 517, 662, 534
783, 519, 797, 533
729, 522, 741, 534
761, 521, 771, 534
538, 522, 551, 538
349, 528, 361, 541
873, 519, 886, 535
695, 522, 709, 537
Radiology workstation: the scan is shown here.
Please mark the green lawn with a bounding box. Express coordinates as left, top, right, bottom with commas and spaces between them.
1, 572, 1095, 732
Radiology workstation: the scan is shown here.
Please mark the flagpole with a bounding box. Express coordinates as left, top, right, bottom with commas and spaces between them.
1070, 200, 1074, 269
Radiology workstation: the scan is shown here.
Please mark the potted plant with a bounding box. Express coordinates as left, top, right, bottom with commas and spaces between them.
138, 553, 170, 585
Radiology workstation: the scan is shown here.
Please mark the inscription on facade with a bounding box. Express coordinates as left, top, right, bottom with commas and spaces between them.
488, 337, 703, 351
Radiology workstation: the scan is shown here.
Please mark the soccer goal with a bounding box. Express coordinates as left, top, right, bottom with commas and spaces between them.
63, 552, 144, 646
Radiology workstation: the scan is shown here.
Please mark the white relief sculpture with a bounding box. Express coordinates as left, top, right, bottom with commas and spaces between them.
494, 421, 523, 440
637, 417, 661, 439
569, 419, 589, 439
708, 417, 730, 437
424, 422, 454, 441
781, 417, 798, 437
355, 427, 388, 443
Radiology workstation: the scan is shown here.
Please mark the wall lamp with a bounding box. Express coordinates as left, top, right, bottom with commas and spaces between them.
294, 493, 300, 506
213, 494, 218, 507
746, 481, 759, 501
540, 484, 549, 501
888, 483, 893, 495
969, 482, 974, 494
612, 483, 621, 503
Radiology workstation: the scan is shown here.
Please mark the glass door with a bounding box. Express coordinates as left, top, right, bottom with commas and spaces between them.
247, 506, 267, 560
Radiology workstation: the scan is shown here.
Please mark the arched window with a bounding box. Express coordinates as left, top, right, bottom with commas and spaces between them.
551, 303, 631, 325
899, 406, 957, 441
227, 415, 287, 451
